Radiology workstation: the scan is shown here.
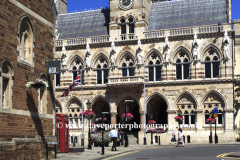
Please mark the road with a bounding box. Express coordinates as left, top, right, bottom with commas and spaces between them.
103, 145, 240, 160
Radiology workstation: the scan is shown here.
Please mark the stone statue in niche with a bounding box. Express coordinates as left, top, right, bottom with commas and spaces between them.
85, 41, 91, 68
222, 29, 229, 60
61, 44, 67, 69
164, 34, 170, 63
110, 40, 116, 53
110, 53, 116, 66
192, 32, 200, 60
136, 37, 142, 64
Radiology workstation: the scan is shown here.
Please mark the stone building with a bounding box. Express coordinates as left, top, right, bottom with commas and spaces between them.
55, 0, 237, 145
0, 0, 57, 159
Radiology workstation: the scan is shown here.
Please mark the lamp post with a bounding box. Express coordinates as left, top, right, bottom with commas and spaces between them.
209, 112, 213, 143
86, 100, 92, 150
150, 115, 153, 144
124, 100, 134, 147
177, 109, 181, 128
101, 112, 109, 155
214, 105, 219, 144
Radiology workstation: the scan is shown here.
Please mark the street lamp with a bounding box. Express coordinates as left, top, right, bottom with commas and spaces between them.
150, 115, 153, 144
177, 109, 181, 128
124, 100, 134, 147
86, 100, 92, 150
209, 112, 213, 143
101, 112, 109, 155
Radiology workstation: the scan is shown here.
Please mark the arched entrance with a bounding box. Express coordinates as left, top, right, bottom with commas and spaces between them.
117, 96, 140, 133
92, 97, 110, 125
147, 94, 168, 125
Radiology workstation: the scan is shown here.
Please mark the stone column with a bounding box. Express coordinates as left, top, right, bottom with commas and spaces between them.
167, 110, 176, 132
196, 109, 203, 132
110, 112, 118, 126
224, 109, 234, 130
139, 111, 145, 131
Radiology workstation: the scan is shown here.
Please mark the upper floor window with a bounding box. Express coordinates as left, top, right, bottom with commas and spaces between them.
204, 50, 219, 79
129, 17, 134, 34
71, 59, 83, 84
0, 60, 13, 110
122, 62, 134, 77
121, 19, 126, 35
95, 57, 109, 85
176, 57, 189, 80
148, 60, 162, 82
39, 74, 47, 114
18, 17, 34, 66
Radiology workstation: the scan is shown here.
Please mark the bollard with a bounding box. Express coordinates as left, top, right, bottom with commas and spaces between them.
215, 135, 218, 144
46, 142, 48, 160
155, 135, 158, 143
158, 136, 160, 145
187, 135, 190, 143
183, 135, 185, 143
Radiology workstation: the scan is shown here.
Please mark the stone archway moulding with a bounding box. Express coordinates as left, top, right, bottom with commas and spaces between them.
145, 92, 170, 111
200, 90, 227, 109
115, 93, 141, 111
174, 91, 199, 109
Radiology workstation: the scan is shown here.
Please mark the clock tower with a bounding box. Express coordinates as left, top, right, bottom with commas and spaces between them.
109, 0, 151, 40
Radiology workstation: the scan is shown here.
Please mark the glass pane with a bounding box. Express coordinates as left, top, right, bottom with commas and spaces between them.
122, 68, 127, 76
129, 24, 134, 33
176, 64, 182, 79
205, 115, 209, 124
213, 62, 219, 78
205, 62, 211, 78
104, 69, 108, 84
129, 67, 134, 76
121, 25, 126, 34
97, 70, 102, 84
56, 74, 60, 86
148, 66, 154, 81
184, 115, 189, 125
2, 78, 8, 108
183, 63, 189, 79
218, 114, 222, 124
155, 65, 161, 81
191, 115, 195, 124
73, 71, 77, 81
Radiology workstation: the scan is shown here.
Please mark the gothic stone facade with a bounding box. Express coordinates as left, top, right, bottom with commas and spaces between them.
0, 0, 56, 159
55, 0, 236, 145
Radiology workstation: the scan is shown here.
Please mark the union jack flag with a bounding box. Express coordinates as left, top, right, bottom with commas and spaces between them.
61, 69, 82, 97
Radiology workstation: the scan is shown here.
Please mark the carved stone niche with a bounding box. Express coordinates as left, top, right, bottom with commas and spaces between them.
177, 96, 194, 105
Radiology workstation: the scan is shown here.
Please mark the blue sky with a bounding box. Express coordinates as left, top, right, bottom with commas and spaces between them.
66, 0, 240, 21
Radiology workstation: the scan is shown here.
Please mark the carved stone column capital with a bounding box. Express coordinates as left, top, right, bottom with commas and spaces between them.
110, 112, 118, 117
195, 109, 203, 114
166, 110, 176, 114
224, 109, 234, 113
139, 111, 145, 115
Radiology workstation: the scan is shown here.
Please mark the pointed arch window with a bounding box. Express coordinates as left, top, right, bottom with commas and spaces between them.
176, 59, 182, 80
97, 65, 102, 84
218, 110, 223, 125
129, 62, 134, 76
121, 19, 126, 35
148, 61, 154, 81
183, 58, 189, 79
122, 63, 127, 77
72, 66, 77, 81
184, 111, 189, 126
74, 114, 78, 128
190, 110, 195, 125
204, 50, 220, 79
155, 60, 161, 81
69, 114, 73, 128
205, 57, 211, 78
18, 17, 34, 66
1, 61, 13, 110
39, 74, 47, 114
56, 73, 60, 87
103, 64, 108, 84
129, 17, 134, 34
204, 110, 210, 125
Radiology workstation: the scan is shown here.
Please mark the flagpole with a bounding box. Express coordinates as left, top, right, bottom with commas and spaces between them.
81, 69, 84, 147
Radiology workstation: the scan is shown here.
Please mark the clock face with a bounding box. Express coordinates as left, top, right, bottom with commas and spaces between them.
119, 0, 133, 10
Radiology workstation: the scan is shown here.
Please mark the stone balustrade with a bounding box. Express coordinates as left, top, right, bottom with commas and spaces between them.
108, 76, 144, 85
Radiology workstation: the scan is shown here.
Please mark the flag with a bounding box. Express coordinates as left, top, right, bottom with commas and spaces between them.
61, 69, 82, 97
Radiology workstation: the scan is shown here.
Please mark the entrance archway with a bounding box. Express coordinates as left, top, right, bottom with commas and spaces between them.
117, 96, 140, 133
147, 94, 168, 125
92, 97, 110, 125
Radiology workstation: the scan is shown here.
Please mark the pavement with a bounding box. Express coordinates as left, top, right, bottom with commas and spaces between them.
52, 144, 240, 160
52, 144, 150, 160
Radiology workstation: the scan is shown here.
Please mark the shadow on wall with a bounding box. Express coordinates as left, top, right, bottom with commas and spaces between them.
26, 91, 45, 144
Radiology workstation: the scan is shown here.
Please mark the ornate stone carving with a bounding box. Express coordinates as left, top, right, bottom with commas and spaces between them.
222, 29, 229, 60
139, 111, 145, 115
192, 32, 200, 61
178, 96, 193, 104
164, 34, 170, 63
224, 109, 234, 113
85, 41, 91, 68
110, 112, 118, 116
204, 95, 221, 103
166, 110, 176, 114
195, 109, 203, 113
61, 44, 67, 70
110, 40, 116, 67
136, 37, 142, 64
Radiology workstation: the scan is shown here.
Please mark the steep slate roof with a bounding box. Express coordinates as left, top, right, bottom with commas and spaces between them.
57, 9, 110, 39
148, 0, 228, 31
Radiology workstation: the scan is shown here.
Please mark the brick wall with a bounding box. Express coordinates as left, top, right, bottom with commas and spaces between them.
0, 0, 56, 159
